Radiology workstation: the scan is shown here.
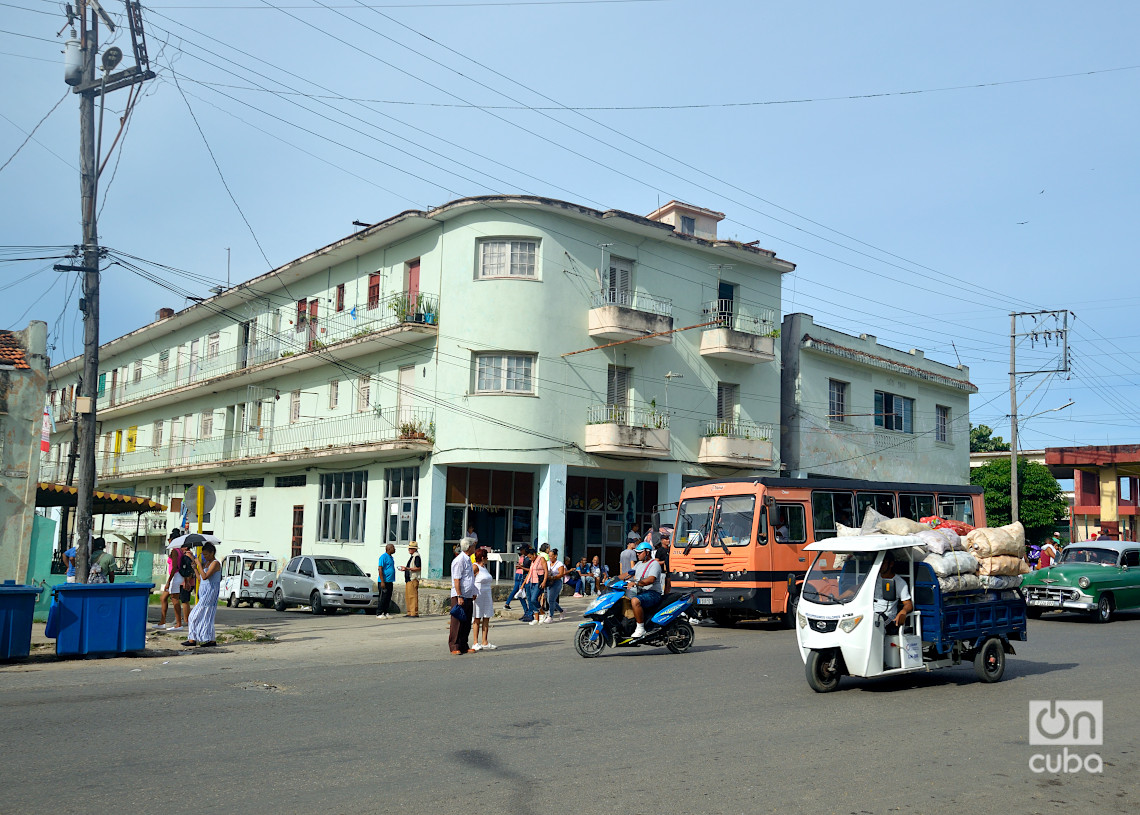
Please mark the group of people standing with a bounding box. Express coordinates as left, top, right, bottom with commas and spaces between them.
151, 528, 222, 648
376, 542, 422, 618
449, 538, 499, 654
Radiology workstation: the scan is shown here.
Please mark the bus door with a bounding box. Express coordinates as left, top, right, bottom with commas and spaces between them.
771, 501, 809, 610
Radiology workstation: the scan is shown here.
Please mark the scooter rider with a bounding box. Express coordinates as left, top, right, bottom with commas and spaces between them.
629, 542, 664, 639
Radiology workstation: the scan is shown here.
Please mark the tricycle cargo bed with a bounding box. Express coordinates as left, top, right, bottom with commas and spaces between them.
913, 563, 1027, 652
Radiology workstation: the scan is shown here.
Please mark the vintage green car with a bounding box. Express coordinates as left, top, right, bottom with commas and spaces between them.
1022, 541, 1140, 623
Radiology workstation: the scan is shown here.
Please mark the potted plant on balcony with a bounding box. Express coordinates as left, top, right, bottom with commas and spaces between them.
388, 293, 412, 323
418, 295, 438, 325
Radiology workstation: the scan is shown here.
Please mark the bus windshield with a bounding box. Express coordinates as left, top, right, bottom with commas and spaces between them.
674, 496, 715, 549
712, 495, 757, 546
802, 551, 879, 606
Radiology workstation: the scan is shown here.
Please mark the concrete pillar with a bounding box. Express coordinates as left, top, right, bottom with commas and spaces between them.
658, 471, 683, 507
538, 463, 567, 549
423, 463, 447, 578
1099, 465, 1119, 537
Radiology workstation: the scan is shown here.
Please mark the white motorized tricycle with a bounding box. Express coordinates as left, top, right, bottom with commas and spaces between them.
796, 535, 1028, 692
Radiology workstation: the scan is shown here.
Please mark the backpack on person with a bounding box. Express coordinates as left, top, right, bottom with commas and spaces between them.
177, 550, 195, 579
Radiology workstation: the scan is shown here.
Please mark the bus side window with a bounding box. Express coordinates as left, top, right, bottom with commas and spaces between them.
773, 504, 806, 544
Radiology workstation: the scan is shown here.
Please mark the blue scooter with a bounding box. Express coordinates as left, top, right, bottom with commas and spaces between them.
574, 579, 696, 658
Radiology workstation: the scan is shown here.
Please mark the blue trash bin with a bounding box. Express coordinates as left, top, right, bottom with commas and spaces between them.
51, 582, 154, 656
0, 581, 43, 661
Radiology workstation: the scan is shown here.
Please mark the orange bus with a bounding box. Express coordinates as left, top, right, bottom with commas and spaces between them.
663, 477, 986, 628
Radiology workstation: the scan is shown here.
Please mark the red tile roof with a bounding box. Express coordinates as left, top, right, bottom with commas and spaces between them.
0, 331, 30, 369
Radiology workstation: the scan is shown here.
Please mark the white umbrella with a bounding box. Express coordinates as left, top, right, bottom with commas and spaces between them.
168, 532, 221, 550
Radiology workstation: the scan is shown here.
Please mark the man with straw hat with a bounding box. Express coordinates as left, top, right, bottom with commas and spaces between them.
399, 542, 422, 617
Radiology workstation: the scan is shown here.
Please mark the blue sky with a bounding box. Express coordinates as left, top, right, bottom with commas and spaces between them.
2, 0, 1138, 451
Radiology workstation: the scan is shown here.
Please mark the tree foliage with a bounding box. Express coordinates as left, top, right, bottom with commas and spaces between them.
970, 457, 1067, 541
970, 424, 1010, 453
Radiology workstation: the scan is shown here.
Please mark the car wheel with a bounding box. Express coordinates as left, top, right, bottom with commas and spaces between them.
805, 649, 842, 693
666, 620, 695, 654
310, 591, 324, 616
574, 625, 605, 658
973, 637, 1006, 683
1095, 594, 1113, 624
226, 593, 236, 608
273, 589, 286, 612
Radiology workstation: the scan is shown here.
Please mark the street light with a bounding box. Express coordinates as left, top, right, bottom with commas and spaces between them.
1010, 400, 1074, 523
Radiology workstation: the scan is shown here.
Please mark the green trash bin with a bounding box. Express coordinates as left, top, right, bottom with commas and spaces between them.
51, 582, 154, 656
0, 582, 43, 661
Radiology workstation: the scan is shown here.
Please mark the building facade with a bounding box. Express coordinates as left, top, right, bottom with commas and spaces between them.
780, 313, 976, 483
44, 197, 796, 578
1, 321, 49, 582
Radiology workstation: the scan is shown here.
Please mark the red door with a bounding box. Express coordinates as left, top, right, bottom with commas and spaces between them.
291, 506, 304, 558
406, 258, 420, 313
308, 299, 319, 350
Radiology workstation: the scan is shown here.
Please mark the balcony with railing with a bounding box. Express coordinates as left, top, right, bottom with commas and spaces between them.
95, 290, 439, 414
587, 290, 674, 346
699, 299, 777, 363
96, 406, 434, 481
584, 403, 670, 458
698, 419, 775, 467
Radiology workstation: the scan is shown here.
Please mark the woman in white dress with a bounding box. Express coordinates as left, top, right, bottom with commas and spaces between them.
184, 542, 222, 647
472, 548, 495, 651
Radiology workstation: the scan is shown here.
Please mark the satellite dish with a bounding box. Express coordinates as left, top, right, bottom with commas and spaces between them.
101, 46, 123, 72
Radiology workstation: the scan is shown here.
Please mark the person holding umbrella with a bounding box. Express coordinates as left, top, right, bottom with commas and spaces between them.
153, 529, 188, 631
183, 541, 222, 648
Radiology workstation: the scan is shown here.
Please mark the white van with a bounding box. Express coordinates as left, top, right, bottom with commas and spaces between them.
220, 550, 279, 608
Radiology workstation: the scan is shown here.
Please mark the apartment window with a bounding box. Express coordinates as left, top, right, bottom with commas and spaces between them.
367, 273, 381, 309
475, 353, 535, 394
829, 379, 848, 423
295, 300, 307, 333
249, 496, 257, 518
356, 376, 371, 412
479, 239, 538, 278
290, 389, 301, 423
97, 372, 106, 397
604, 257, 633, 305
318, 471, 368, 543
153, 420, 163, 449
158, 349, 169, 376
275, 475, 307, 488
234, 496, 242, 518
607, 365, 631, 408
716, 382, 739, 421
875, 390, 914, 433
132, 361, 142, 383
335, 283, 345, 312
226, 478, 265, 489
329, 379, 339, 410
936, 405, 951, 443
680, 215, 696, 235
207, 332, 220, 360
200, 412, 213, 438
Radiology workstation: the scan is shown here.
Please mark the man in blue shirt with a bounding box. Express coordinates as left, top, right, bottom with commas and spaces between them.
63, 545, 78, 582
377, 544, 396, 619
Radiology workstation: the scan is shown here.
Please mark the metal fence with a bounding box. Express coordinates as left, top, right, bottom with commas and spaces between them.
589, 289, 673, 317
586, 404, 670, 429
702, 418, 773, 440
701, 299, 775, 336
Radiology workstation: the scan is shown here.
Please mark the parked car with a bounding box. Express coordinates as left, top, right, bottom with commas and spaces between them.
1022, 541, 1140, 623
220, 550, 278, 608
274, 555, 378, 615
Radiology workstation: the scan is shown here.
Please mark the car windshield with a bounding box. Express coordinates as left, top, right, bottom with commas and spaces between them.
802, 551, 879, 606
314, 558, 366, 577
1058, 547, 1118, 566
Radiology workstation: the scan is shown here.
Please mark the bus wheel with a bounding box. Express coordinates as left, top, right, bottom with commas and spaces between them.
806, 649, 842, 693
973, 637, 1006, 683
782, 592, 800, 629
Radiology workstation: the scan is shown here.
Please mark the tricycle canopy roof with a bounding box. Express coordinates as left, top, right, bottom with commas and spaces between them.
804, 534, 924, 553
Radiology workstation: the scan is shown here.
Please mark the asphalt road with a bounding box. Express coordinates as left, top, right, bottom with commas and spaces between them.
1, 604, 1137, 815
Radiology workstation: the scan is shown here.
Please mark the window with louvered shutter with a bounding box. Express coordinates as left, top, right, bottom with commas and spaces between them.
716, 383, 738, 421
607, 365, 631, 407
606, 257, 633, 305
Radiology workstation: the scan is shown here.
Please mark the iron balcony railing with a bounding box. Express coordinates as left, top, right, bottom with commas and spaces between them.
701, 299, 775, 336
95, 406, 434, 478
702, 419, 773, 441
589, 289, 673, 318
94, 290, 438, 411
586, 404, 670, 430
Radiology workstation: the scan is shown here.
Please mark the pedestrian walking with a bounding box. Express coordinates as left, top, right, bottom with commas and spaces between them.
515, 546, 536, 622
183, 542, 221, 647
472, 548, 495, 651
63, 543, 77, 583
544, 548, 565, 623
449, 539, 477, 655
399, 542, 421, 617
377, 543, 396, 619
525, 544, 548, 626
502, 544, 529, 612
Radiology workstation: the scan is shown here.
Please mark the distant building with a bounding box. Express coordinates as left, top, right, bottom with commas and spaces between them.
781, 313, 976, 483
0, 321, 49, 582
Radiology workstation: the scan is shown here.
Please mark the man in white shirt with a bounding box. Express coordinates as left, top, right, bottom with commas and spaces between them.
628, 542, 665, 639
873, 550, 912, 634
450, 539, 477, 655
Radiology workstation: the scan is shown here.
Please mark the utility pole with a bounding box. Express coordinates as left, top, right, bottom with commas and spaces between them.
59, 1, 154, 581
1008, 309, 1071, 524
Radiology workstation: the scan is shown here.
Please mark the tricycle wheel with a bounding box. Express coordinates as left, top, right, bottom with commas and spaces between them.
574, 625, 605, 658
226, 593, 236, 608
973, 637, 1006, 683
666, 620, 695, 654
805, 649, 842, 693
